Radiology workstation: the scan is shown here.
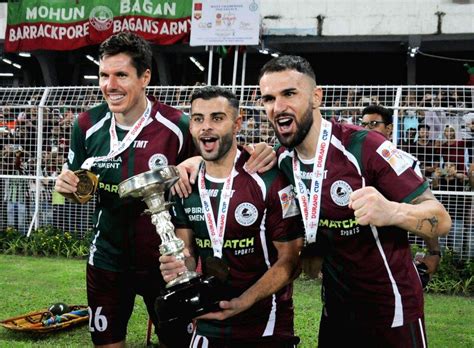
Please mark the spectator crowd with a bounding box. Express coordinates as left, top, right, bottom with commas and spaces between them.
0, 87, 473, 257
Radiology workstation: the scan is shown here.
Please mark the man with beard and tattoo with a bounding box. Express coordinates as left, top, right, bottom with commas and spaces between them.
160, 86, 304, 347
258, 55, 451, 347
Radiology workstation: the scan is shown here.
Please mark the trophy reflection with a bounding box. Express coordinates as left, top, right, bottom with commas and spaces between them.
118, 166, 228, 324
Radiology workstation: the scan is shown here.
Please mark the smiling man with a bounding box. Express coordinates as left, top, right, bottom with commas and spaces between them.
160, 86, 303, 347
54, 32, 196, 348
258, 55, 451, 347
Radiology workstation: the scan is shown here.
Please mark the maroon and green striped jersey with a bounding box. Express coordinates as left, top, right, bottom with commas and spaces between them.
172, 149, 304, 340
277, 121, 429, 328
67, 96, 195, 272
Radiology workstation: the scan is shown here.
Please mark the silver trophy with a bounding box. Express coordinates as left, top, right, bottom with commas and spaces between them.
118, 165, 229, 324
118, 165, 199, 287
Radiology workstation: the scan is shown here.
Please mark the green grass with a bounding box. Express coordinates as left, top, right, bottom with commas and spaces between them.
0, 255, 473, 347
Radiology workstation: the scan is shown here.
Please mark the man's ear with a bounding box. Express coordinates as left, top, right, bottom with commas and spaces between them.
234, 115, 243, 134
386, 123, 394, 138
312, 86, 323, 109
141, 69, 151, 88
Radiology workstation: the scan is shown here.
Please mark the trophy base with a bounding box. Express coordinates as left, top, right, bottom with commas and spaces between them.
155, 275, 229, 324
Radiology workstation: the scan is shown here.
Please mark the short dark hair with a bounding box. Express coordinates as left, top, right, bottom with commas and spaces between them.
418, 123, 430, 131
258, 55, 316, 83
190, 86, 239, 114
99, 32, 152, 77
361, 104, 393, 125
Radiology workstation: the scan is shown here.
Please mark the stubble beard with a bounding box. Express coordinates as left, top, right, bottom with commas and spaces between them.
274, 103, 314, 149
195, 131, 235, 162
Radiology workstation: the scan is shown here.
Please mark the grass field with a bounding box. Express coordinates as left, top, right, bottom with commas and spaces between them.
0, 255, 472, 347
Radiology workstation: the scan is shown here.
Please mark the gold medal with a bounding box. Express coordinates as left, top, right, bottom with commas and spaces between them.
62, 170, 99, 204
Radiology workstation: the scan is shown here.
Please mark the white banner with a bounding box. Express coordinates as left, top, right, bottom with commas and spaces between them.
190, 0, 260, 46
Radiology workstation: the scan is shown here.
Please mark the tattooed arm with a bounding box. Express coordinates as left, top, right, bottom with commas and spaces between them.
350, 187, 451, 239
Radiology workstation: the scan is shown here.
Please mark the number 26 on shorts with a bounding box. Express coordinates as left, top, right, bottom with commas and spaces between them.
88, 306, 108, 332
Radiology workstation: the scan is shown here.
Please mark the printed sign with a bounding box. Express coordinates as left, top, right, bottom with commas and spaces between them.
190, 0, 260, 46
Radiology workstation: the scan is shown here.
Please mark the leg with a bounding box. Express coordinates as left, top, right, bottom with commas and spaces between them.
136, 267, 194, 348
373, 317, 428, 348
87, 264, 135, 347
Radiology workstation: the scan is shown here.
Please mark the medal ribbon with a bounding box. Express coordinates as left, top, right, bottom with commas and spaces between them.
198, 150, 240, 258
293, 118, 332, 244
81, 99, 152, 170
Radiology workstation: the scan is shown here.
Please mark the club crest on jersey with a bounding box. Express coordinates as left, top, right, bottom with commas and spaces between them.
148, 153, 168, 170
330, 180, 352, 206
235, 202, 258, 226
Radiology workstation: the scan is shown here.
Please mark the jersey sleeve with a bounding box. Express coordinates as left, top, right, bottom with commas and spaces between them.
264, 170, 304, 242
361, 131, 428, 203
66, 114, 88, 171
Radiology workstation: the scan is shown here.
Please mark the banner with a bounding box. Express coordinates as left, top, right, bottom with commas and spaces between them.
5, 0, 193, 52
190, 0, 260, 46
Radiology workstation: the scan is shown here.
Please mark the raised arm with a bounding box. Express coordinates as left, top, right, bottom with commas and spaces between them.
198, 237, 303, 321
350, 187, 451, 239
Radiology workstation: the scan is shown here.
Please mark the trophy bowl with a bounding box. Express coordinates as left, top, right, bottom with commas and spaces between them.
117, 166, 230, 324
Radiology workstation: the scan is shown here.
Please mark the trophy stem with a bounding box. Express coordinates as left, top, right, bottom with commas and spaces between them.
147, 192, 199, 288
117, 166, 199, 290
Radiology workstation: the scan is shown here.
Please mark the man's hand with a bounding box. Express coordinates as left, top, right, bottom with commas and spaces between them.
421, 254, 441, 276
243, 142, 276, 174
171, 156, 202, 198
349, 186, 397, 227
196, 297, 251, 321
159, 249, 191, 283
54, 169, 79, 194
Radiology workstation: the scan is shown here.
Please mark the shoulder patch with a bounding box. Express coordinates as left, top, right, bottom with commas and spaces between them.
278, 185, 300, 218
376, 140, 411, 176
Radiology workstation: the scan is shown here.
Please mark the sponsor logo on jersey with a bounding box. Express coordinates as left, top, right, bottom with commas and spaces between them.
68, 149, 75, 164
376, 140, 411, 176
94, 157, 122, 169
184, 207, 205, 221
98, 182, 118, 193
278, 185, 300, 218
318, 218, 360, 236
235, 202, 258, 226
148, 153, 168, 170
199, 189, 235, 198
330, 180, 353, 206
133, 140, 149, 149
319, 218, 357, 229
300, 169, 328, 180
195, 237, 255, 255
